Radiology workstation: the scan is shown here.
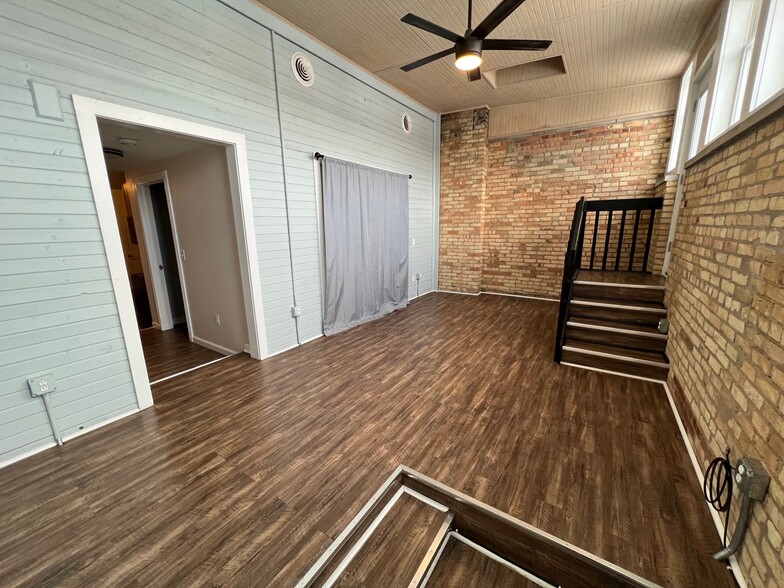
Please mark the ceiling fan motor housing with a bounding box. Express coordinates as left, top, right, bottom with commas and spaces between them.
456, 37, 482, 59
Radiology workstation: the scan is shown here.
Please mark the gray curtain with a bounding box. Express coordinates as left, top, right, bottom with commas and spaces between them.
322, 157, 409, 336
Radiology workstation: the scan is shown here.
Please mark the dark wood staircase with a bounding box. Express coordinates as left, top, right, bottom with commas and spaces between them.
555, 198, 669, 381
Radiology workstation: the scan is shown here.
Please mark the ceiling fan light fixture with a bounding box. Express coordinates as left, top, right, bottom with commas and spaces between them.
455, 52, 482, 71
455, 37, 483, 71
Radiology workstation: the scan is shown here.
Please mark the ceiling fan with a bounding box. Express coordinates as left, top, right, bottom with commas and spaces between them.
400, 0, 552, 81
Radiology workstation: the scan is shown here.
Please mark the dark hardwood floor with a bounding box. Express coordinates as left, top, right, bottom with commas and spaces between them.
140, 324, 225, 382
0, 293, 734, 587
427, 536, 537, 587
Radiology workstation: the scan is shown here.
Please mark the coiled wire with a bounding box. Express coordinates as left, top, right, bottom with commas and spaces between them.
703, 449, 733, 547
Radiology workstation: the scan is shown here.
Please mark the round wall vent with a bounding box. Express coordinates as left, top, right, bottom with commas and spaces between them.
402, 113, 413, 134
291, 53, 315, 87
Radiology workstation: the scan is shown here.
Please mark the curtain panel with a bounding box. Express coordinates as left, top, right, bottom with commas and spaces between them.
321, 157, 409, 335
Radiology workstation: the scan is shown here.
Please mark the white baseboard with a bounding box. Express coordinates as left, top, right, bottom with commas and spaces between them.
299, 333, 325, 345
436, 289, 481, 296
192, 335, 240, 356
662, 381, 747, 588
481, 291, 558, 302
0, 441, 58, 470
559, 362, 666, 383
435, 289, 557, 302
0, 407, 141, 470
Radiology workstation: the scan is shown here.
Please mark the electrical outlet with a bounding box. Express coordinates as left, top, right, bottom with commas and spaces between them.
291, 305, 302, 318
180, 249, 186, 261
214, 313, 221, 325
28, 373, 57, 396
412, 238, 416, 246
415, 273, 421, 280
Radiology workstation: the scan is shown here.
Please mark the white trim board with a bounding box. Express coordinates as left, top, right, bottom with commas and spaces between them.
0, 408, 141, 470
73, 95, 270, 412
661, 382, 747, 588
191, 336, 240, 356
435, 290, 558, 302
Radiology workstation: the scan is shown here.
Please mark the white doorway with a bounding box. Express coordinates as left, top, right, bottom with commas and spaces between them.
74, 96, 268, 409
133, 172, 190, 335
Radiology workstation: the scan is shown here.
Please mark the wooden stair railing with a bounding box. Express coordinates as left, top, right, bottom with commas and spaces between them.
555, 196, 665, 367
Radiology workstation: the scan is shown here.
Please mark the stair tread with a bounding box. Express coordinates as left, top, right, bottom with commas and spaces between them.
331, 491, 447, 587
563, 340, 669, 364
427, 535, 537, 587
575, 270, 665, 288
567, 317, 666, 337
571, 297, 667, 311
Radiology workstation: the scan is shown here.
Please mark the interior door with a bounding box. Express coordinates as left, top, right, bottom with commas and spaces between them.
149, 182, 186, 325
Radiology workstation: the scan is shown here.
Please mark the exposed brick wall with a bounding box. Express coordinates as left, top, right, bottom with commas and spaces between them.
438, 108, 488, 292
438, 110, 673, 297
666, 110, 784, 585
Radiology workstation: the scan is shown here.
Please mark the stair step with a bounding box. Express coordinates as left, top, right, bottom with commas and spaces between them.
426, 532, 544, 587
573, 282, 665, 304
328, 489, 449, 586
569, 298, 666, 326
566, 319, 667, 352
562, 340, 669, 381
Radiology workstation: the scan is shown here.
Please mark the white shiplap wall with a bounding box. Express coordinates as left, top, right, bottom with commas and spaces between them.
273, 36, 436, 342
0, 0, 438, 465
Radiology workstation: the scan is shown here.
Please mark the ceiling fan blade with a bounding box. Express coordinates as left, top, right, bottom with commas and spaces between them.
467, 67, 482, 82
471, 0, 527, 39
401, 13, 462, 43
483, 39, 552, 51
400, 48, 455, 72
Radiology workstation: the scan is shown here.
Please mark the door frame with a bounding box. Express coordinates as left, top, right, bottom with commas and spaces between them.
131, 170, 192, 336
73, 95, 269, 410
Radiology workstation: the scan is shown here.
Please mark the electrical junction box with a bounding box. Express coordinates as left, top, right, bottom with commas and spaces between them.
735, 457, 770, 501
291, 305, 302, 318
28, 373, 57, 396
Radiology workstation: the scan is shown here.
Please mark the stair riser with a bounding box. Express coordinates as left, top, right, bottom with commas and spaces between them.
573, 283, 665, 304
561, 350, 669, 380
569, 304, 664, 326
565, 327, 667, 352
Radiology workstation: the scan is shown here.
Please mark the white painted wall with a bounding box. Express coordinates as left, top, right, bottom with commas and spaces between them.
127, 146, 249, 354
0, 0, 438, 466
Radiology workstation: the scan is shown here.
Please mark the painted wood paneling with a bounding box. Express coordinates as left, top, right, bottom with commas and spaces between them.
255, 0, 721, 113
0, 0, 438, 465
273, 35, 436, 342
489, 80, 680, 139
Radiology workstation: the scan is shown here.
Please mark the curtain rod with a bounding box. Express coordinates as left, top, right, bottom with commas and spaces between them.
314, 152, 412, 179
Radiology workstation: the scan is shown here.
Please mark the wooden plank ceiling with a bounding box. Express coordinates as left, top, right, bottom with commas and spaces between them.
253, 0, 720, 114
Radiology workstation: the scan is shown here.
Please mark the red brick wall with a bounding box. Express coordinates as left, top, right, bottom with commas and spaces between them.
482, 117, 673, 296
666, 110, 784, 586
438, 110, 673, 297
438, 108, 488, 292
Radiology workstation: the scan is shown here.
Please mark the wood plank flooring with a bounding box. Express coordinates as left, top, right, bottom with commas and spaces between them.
0, 293, 734, 587
140, 324, 225, 382
427, 537, 537, 587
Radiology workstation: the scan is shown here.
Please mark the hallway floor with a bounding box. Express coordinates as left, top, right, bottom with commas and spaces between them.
140, 324, 225, 382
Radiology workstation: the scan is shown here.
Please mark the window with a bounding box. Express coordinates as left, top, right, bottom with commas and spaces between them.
689, 89, 709, 159
667, 64, 694, 172
753, 0, 784, 107
707, 0, 762, 140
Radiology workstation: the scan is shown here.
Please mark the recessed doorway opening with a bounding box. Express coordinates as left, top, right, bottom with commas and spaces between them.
74, 96, 268, 407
